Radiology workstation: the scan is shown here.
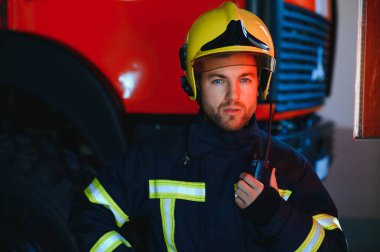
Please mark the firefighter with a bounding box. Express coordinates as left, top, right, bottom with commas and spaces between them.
69, 2, 348, 251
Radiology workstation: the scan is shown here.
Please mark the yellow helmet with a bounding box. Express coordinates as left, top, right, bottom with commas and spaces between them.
179, 1, 276, 101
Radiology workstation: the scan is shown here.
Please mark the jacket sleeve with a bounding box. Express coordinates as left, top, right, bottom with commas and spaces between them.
69, 146, 148, 252
242, 159, 348, 251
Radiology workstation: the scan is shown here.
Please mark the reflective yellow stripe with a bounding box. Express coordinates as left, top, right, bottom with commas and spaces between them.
150, 180, 205, 252
313, 214, 342, 230
84, 178, 129, 228
295, 219, 325, 252
149, 180, 206, 202
90, 231, 131, 252
278, 189, 292, 201
160, 199, 177, 252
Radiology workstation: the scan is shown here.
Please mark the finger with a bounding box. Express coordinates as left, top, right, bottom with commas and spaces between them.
270, 168, 278, 191
236, 180, 262, 206
236, 179, 254, 197
235, 196, 247, 209
239, 172, 263, 192
235, 188, 253, 206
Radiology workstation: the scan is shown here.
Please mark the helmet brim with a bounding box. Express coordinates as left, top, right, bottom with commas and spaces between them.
193, 52, 276, 74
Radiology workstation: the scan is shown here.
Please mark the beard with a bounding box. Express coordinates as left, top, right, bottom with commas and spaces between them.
202, 99, 254, 131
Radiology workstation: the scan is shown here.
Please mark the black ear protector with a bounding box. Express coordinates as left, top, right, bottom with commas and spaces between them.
180, 76, 194, 97
179, 44, 194, 97
179, 44, 187, 70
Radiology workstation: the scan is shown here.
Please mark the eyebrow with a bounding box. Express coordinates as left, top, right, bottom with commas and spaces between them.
240, 73, 256, 78
206, 73, 227, 79
205, 72, 256, 79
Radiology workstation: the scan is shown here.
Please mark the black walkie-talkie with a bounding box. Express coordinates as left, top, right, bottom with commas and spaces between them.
249, 102, 274, 186
250, 159, 272, 186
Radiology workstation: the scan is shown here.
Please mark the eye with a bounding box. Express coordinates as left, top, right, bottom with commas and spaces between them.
241, 77, 252, 84
211, 79, 224, 85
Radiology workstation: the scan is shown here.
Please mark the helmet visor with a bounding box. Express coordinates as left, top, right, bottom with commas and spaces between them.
200, 20, 269, 52
193, 52, 276, 73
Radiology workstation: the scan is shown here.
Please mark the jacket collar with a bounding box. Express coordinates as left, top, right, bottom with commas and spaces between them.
188, 113, 262, 157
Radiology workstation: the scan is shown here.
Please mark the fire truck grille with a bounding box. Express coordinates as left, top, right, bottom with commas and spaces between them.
274, 3, 331, 112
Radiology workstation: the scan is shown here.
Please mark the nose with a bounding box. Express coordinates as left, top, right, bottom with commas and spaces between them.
225, 81, 240, 101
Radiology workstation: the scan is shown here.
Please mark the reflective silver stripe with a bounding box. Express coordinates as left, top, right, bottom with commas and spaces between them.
85, 178, 129, 228
90, 231, 131, 252
295, 219, 325, 252
149, 180, 205, 202
160, 199, 177, 252
278, 189, 292, 201
313, 214, 342, 230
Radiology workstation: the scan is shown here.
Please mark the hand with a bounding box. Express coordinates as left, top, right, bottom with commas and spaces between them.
235, 168, 278, 209
235, 172, 263, 209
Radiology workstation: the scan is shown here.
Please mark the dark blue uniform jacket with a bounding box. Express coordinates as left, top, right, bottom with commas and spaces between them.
70, 116, 348, 251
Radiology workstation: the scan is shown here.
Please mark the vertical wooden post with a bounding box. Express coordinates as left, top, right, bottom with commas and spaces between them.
354, 0, 380, 139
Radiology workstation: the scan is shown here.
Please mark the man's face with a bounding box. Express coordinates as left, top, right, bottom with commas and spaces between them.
200, 64, 258, 131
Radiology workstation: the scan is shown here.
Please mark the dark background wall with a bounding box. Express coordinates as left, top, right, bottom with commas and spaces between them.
320, 0, 380, 250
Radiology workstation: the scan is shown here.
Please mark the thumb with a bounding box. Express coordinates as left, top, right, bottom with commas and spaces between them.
270, 168, 278, 191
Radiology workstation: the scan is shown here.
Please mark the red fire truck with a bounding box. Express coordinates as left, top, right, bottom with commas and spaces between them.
0, 0, 336, 250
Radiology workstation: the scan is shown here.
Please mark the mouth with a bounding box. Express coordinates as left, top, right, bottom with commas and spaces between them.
222, 107, 242, 115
